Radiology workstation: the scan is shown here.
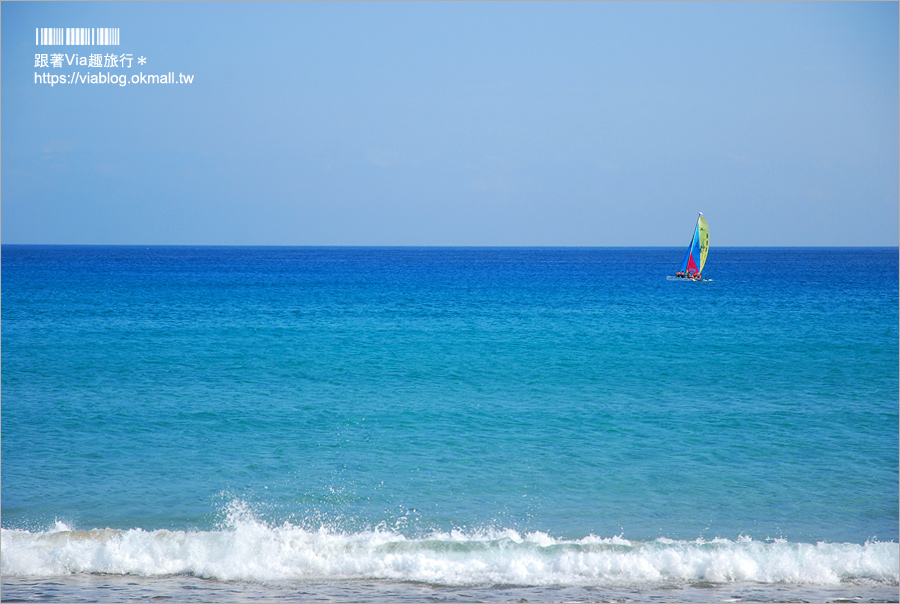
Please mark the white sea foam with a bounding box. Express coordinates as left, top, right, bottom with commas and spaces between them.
2, 504, 897, 588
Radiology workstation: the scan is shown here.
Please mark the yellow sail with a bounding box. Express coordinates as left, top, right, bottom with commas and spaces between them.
697, 216, 709, 273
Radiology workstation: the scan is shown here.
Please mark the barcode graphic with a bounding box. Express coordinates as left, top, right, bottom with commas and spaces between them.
35, 27, 120, 46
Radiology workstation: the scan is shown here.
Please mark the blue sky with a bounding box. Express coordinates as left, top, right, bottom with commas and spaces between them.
3, 1, 897, 246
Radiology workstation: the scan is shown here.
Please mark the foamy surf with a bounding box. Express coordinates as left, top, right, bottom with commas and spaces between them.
2, 507, 897, 588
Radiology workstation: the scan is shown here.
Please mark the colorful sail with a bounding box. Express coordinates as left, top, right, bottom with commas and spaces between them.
697, 216, 709, 273
678, 214, 709, 276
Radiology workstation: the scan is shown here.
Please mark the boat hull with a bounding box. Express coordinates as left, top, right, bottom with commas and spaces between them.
666, 276, 711, 282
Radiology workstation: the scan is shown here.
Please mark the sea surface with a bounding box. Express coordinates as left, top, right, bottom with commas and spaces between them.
2, 246, 898, 603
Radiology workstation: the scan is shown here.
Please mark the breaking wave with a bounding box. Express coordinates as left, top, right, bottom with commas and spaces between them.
2, 503, 897, 588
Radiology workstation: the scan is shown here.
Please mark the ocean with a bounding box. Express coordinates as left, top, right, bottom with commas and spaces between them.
2, 246, 897, 603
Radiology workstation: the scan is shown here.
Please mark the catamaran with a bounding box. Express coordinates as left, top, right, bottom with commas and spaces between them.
671, 212, 709, 281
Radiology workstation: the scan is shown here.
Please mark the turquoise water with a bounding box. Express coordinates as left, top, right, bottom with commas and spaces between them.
2, 246, 897, 602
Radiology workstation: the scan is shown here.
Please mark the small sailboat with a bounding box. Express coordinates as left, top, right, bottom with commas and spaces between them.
670, 213, 709, 281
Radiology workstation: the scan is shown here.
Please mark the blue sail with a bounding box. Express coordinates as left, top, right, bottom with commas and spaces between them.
679, 222, 700, 274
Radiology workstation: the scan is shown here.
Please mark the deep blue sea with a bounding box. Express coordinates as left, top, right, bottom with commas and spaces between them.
2, 246, 898, 602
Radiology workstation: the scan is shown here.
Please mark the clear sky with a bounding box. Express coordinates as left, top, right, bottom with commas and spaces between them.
3, 1, 898, 246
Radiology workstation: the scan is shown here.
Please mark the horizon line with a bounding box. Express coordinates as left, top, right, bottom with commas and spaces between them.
2, 243, 898, 249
